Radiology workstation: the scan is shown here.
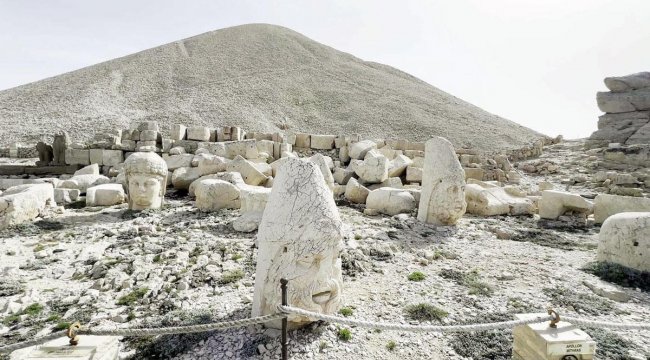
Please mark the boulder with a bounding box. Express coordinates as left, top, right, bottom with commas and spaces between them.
193, 154, 229, 174
538, 190, 593, 219
593, 193, 650, 224
465, 183, 534, 216
604, 72, 650, 92
405, 166, 422, 183
597, 89, 650, 113
232, 211, 264, 232
367, 177, 403, 191
58, 174, 110, 193
86, 184, 126, 206
333, 168, 355, 185
0, 184, 55, 229
349, 140, 376, 160
598, 212, 650, 272
366, 187, 416, 216
74, 164, 100, 176
294, 133, 311, 148
344, 178, 369, 204
339, 146, 350, 163
253, 158, 343, 329
417, 137, 467, 225
240, 186, 272, 213
351, 150, 388, 184
194, 179, 241, 211
226, 156, 268, 186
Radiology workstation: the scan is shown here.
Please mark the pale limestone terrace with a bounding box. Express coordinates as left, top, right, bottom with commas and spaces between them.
0, 24, 544, 152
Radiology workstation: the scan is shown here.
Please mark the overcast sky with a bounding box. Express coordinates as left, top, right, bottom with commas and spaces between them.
1, 0, 648, 138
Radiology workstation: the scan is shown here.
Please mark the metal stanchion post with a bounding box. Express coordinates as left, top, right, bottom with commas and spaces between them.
281, 278, 289, 360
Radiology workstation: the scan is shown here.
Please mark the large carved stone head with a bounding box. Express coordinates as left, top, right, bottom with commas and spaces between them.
252, 158, 343, 329
123, 152, 168, 210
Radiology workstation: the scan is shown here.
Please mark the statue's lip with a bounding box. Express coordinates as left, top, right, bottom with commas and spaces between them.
311, 290, 332, 304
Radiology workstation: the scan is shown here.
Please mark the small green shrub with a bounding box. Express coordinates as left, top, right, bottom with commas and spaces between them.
231, 253, 243, 261
386, 340, 397, 351
440, 269, 493, 296
339, 307, 353, 317
23, 303, 44, 316
337, 328, 352, 341
404, 303, 448, 322
46, 314, 61, 322
152, 254, 162, 263
219, 269, 244, 285
408, 271, 426, 281
117, 288, 149, 306
54, 321, 72, 331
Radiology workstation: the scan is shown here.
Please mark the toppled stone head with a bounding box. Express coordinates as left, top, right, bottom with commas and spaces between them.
253, 158, 343, 329
123, 152, 168, 210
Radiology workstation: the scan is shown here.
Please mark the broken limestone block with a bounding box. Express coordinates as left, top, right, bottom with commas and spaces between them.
0, 184, 55, 229
194, 154, 229, 175
597, 89, 650, 113
74, 164, 100, 176
187, 127, 211, 141
604, 71, 650, 92
582, 279, 630, 302
333, 168, 355, 185
89, 149, 104, 165
65, 149, 90, 165
417, 137, 467, 226
388, 154, 413, 177
464, 168, 485, 181
310, 134, 336, 150
226, 156, 268, 186
172, 140, 200, 153
253, 158, 343, 329
257, 140, 274, 157
171, 124, 187, 141
59, 174, 109, 193
366, 187, 416, 216
538, 190, 593, 220
310, 153, 335, 191
367, 177, 403, 191
406, 166, 422, 183
465, 183, 534, 216
344, 178, 369, 204
598, 212, 650, 272
86, 184, 126, 207
233, 211, 264, 233
294, 133, 311, 148
339, 146, 350, 163
102, 150, 124, 167
351, 150, 388, 184
349, 140, 376, 160
161, 138, 173, 153
195, 179, 241, 211
53, 188, 80, 204
172, 166, 205, 190
252, 162, 273, 177
286, 133, 297, 146
188, 172, 247, 197
594, 193, 650, 224
137, 121, 159, 132
164, 153, 194, 171
240, 186, 271, 213
139, 130, 158, 142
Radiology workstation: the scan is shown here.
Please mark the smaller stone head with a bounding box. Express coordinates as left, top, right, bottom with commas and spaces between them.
124, 152, 168, 210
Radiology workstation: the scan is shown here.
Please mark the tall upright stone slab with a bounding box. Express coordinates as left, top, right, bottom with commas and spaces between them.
253, 158, 343, 329
35, 142, 53, 166
417, 137, 466, 225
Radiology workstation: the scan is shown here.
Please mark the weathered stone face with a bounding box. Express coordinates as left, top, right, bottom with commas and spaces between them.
417, 137, 466, 225
124, 153, 168, 210
253, 158, 343, 329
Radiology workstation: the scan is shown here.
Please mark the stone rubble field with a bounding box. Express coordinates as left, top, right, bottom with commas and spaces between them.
0, 140, 649, 360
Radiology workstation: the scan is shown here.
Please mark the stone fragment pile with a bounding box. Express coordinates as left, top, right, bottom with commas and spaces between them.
588, 72, 650, 147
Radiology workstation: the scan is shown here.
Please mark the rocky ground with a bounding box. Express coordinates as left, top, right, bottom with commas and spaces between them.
1, 140, 649, 360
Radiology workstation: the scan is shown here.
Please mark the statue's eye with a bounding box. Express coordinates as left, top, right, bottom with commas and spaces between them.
145, 179, 157, 186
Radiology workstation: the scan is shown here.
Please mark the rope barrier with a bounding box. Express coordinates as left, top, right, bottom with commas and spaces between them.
0, 313, 284, 354
562, 316, 650, 330
278, 305, 554, 332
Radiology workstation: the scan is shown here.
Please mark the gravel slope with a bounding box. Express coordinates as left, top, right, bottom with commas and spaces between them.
0, 24, 544, 151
